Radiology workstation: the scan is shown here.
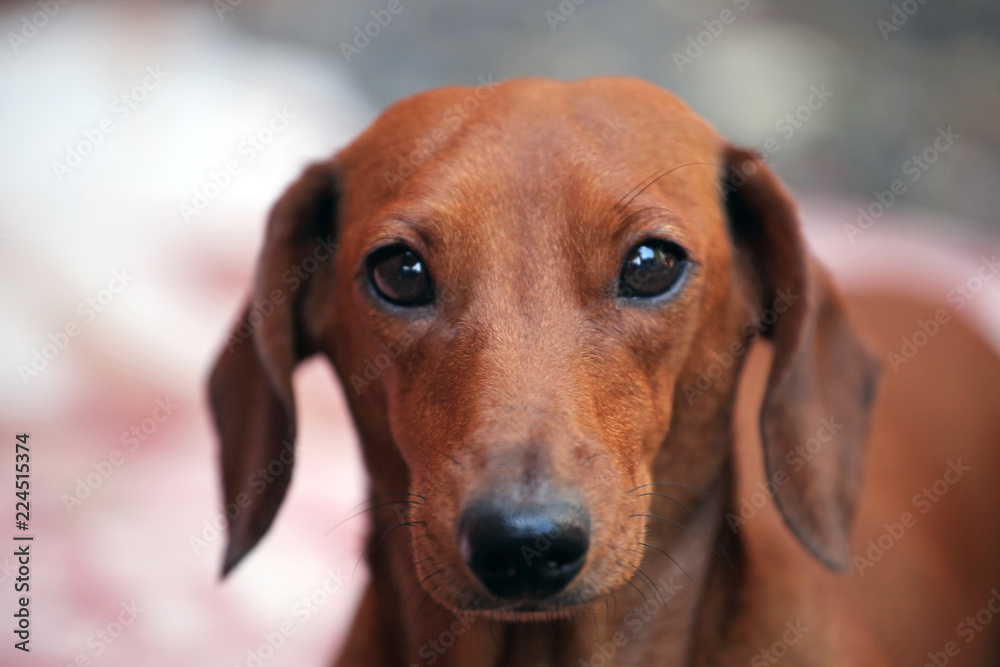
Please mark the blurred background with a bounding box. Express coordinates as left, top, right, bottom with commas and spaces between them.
0, 0, 997, 665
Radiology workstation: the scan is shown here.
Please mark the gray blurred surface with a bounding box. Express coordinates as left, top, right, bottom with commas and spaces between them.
232, 0, 1000, 231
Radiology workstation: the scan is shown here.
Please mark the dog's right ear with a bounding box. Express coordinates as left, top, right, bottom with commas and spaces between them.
208, 161, 339, 576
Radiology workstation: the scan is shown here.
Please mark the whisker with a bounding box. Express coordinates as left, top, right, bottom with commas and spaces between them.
630, 513, 695, 535
342, 492, 426, 517
325, 499, 422, 534
407, 580, 443, 637
393, 555, 434, 594
638, 541, 694, 583
618, 561, 650, 606
711, 528, 736, 569
586, 605, 600, 639
633, 512, 735, 568
624, 549, 666, 603
628, 482, 712, 495
352, 521, 425, 578
625, 573, 651, 606
402, 568, 443, 613
611, 162, 714, 214
489, 616, 500, 651
385, 531, 429, 572
635, 492, 696, 516
610, 167, 670, 214
616, 205, 680, 228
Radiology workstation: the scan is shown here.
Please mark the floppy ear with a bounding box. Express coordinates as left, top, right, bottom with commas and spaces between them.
208, 161, 339, 575
722, 146, 882, 570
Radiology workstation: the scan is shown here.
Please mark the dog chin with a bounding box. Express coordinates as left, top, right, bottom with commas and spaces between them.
452, 593, 594, 623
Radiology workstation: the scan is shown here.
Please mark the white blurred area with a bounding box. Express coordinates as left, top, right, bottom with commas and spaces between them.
0, 1, 998, 666
0, 2, 371, 665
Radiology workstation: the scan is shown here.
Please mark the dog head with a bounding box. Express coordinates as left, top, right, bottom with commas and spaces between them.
209, 77, 880, 618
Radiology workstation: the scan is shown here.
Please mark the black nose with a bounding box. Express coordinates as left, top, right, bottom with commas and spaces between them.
459, 500, 590, 600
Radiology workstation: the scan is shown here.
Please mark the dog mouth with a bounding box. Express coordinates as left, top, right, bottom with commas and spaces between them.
459, 593, 596, 622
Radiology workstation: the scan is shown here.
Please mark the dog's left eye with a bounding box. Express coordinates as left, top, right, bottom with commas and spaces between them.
618, 240, 688, 299
367, 245, 434, 307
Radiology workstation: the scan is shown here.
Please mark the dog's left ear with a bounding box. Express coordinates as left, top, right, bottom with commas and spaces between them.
208, 161, 339, 576
722, 145, 882, 570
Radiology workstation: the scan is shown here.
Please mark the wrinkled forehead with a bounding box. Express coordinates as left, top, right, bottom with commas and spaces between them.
336, 79, 725, 251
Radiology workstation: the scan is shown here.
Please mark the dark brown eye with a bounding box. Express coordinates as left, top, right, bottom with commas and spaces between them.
618, 240, 688, 299
367, 245, 434, 307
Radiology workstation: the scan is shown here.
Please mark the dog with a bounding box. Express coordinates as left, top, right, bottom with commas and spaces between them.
209, 76, 1000, 665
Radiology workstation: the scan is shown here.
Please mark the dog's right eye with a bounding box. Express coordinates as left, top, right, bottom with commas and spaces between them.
366, 245, 434, 307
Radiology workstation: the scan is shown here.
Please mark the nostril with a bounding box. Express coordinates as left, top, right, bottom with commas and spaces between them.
459, 501, 590, 601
